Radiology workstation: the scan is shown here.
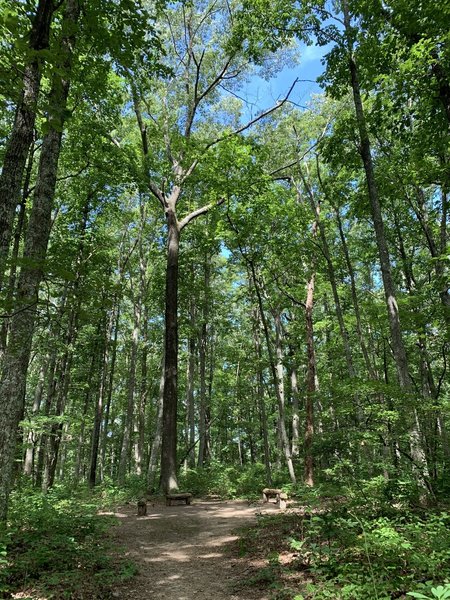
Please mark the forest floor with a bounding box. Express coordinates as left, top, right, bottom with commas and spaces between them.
106, 498, 281, 600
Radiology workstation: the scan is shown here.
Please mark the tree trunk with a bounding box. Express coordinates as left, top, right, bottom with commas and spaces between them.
186, 304, 196, 468
0, 0, 55, 287
0, 0, 80, 521
290, 361, 300, 459
343, 1, 429, 485
147, 356, 165, 493
0, 140, 35, 358
300, 170, 355, 379
253, 313, 272, 485
118, 302, 140, 485
99, 304, 120, 482
159, 211, 180, 492
304, 269, 316, 487
334, 205, 376, 378
197, 260, 210, 467
23, 362, 47, 478
345, 7, 409, 389
89, 307, 115, 489
135, 308, 148, 477
248, 263, 296, 484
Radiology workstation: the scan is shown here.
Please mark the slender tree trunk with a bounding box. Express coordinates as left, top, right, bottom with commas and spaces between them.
0, 0, 80, 521
35, 344, 61, 488
74, 368, 95, 486
99, 303, 120, 482
253, 314, 272, 485
334, 206, 376, 378
186, 306, 196, 468
159, 209, 180, 493
197, 324, 207, 468
248, 264, 296, 484
44, 196, 89, 490
89, 309, 114, 489
136, 308, 149, 477
290, 361, 300, 459
197, 260, 210, 467
343, 2, 429, 485
147, 356, 165, 493
0, 141, 35, 358
118, 303, 140, 485
300, 170, 355, 379
344, 6, 409, 389
304, 269, 316, 487
23, 362, 46, 478
133, 207, 149, 476
43, 350, 73, 490
0, 0, 54, 287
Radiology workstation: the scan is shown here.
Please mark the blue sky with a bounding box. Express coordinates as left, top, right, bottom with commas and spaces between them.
242, 41, 334, 117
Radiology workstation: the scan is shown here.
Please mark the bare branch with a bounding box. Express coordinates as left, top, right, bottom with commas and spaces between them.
130, 84, 148, 156
180, 159, 199, 184
185, 56, 234, 139
179, 198, 225, 231
203, 79, 299, 153
149, 182, 166, 209
0, 299, 38, 319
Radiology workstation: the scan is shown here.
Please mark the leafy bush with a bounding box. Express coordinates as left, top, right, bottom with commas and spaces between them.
236, 503, 450, 600
178, 462, 238, 497
1, 485, 135, 599
178, 462, 270, 498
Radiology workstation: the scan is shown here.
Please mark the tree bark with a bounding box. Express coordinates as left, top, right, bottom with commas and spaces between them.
253, 313, 272, 484
290, 360, 300, 459
159, 210, 180, 493
23, 362, 47, 478
198, 258, 211, 468
118, 302, 140, 485
89, 306, 116, 489
248, 264, 296, 484
186, 297, 196, 468
147, 355, 165, 493
0, 0, 55, 288
343, 1, 429, 485
99, 303, 120, 482
333, 205, 376, 378
304, 269, 316, 487
0, 0, 80, 521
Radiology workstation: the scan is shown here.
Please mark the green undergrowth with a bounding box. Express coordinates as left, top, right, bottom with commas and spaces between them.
178, 461, 286, 499
234, 489, 450, 600
0, 482, 139, 599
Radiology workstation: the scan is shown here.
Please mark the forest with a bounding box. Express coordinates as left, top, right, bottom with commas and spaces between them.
0, 0, 449, 598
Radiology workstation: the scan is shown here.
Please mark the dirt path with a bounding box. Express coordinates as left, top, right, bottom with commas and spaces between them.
108, 499, 279, 600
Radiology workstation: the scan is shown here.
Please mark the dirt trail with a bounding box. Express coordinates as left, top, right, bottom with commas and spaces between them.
108, 499, 279, 600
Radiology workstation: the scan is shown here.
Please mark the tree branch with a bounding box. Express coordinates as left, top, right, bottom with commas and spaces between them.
202, 78, 299, 153
179, 198, 225, 231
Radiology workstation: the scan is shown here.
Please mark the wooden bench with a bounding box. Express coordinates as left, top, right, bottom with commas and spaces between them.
262, 488, 288, 510
166, 492, 193, 506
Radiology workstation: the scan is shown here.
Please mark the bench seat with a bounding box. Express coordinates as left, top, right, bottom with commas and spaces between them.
166, 492, 193, 506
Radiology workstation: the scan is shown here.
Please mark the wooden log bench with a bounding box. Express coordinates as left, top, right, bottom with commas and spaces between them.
165, 492, 193, 507
262, 488, 288, 510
